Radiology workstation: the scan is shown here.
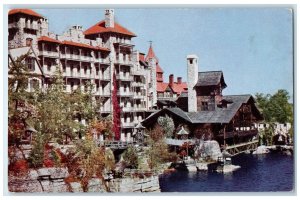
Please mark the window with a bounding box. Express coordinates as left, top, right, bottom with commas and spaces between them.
84, 66, 87, 75
189, 59, 193, 64
26, 57, 35, 71
26, 38, 33, 47
47, 44, 51, 52
95, 67, 99, 76
202, 102, 208, 111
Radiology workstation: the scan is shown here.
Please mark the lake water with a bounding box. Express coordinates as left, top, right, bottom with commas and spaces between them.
159, 153, 294, 192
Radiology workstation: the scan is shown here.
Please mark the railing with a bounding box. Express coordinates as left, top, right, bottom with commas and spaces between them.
132, 82, 145, 87
39, 51, 59, 58
121, 122, 135, 128
97, 140, 137, 149
122, 107, 133, 112
225, 140, 259, 156
116, 74, 133, 81
216, 130, 258, 139
165, 138, 195, 146
157, 96, 178, 101
132, 70, 145, 76
95, 58, 110, 64
99, 107, 111, 113
118, 91, 134, 96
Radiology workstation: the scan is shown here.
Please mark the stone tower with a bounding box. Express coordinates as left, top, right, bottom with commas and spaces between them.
187, 54, 199, 112
149, 57, 157, 108
105, 9, 114, 28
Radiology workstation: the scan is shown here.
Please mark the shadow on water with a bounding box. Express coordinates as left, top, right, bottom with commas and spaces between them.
159, 153, 294, 192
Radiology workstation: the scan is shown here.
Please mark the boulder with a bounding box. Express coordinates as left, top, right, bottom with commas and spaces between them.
253, 145, 270, 154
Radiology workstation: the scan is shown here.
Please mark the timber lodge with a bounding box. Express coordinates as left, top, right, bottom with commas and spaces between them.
8, 8, 263, 152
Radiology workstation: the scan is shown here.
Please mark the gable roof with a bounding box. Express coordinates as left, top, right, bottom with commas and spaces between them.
142, 94, 262, 125
157, 82, 168, 92
84, 20, 136, 37
187, 95, 258, 123
9, 9, 44, 18
196, 71, 227, 88
170, 82, 188, 94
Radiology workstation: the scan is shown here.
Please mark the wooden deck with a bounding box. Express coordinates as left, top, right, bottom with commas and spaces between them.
225, 140, 259, 156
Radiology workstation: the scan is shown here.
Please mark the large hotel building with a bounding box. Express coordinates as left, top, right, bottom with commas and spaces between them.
8, 9, 188, 141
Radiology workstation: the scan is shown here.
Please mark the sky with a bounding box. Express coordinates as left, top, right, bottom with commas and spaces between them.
35, 7, 294, 99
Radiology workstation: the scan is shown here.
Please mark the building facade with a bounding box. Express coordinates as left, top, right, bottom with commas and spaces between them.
8, 9, 158, 142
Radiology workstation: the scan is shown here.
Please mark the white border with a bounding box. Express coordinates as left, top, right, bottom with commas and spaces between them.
1, 1, 299, 200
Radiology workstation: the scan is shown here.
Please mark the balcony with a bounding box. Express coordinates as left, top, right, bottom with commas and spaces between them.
216, 129, 258, 139
81, 56, 92, 62
132, 70, 146, 76
114, 39, 134, 47
25, 22, 38, 30
118, 91, 134, 97
116, 74, 133, 81
121, 122, 135, 128
122, 107, 133, 112
39, 51, 59, 58
133, 93, 145, 99
165, 138, 195, 146
131, 82, 145, 87
95, 91, 111, 97
157, 96, 178, 101
95, 57, 110, 64
115, 58, 133, 66
132, 106, 147, 111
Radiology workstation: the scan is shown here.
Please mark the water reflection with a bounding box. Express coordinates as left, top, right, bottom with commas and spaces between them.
159, 153, 294, 192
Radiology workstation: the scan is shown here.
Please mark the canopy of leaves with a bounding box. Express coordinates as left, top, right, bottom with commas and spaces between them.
157, 115, 175, 138
255, 89, 293, 124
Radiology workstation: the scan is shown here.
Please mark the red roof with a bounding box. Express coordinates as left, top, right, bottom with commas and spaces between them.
156, 64, 164, 73
62, 40, 110, 52
170, 82, 188, 94
84, 20, 136, 37
157, 82, 169, 93
38, 36, 62, 44
9, 9, 43, 18
145, 44, 159, 62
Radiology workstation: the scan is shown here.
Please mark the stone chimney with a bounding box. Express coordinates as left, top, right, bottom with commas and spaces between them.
177, 77, 182, 84
105, 9, 114, 28
169, 74, 174, 86
187, 54, 198, 112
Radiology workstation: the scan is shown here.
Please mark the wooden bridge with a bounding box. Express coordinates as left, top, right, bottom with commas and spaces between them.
225, 140, 259, 156
97, 141, 141, 150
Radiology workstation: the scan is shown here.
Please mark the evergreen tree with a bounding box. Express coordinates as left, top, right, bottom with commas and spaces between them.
112, 72, 120, 140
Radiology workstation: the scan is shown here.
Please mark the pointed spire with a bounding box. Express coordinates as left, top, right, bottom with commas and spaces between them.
145, 41, 159, 63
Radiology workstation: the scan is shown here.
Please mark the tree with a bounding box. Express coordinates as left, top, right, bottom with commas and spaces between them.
112, 72, 120, 140
157, 115, 175, 138
255, 89, 293, 124
122, 145, 139, 169
255, 89, 293, 145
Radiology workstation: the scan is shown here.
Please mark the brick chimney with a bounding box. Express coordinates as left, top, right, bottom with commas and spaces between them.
105, 9, 114, 28
177, 77, 182, 84
169, 74, 174, 86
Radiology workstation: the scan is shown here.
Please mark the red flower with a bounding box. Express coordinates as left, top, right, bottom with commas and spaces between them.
43, 159, 54, 167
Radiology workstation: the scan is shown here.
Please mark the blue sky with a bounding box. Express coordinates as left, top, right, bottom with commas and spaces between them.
36, 7, 294, 98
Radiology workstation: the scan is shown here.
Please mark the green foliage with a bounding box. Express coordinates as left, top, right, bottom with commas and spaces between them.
157, 115, 175, 138
255, 89, 293, 124
122, 145, 139, 169
28, 132, 46, 168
